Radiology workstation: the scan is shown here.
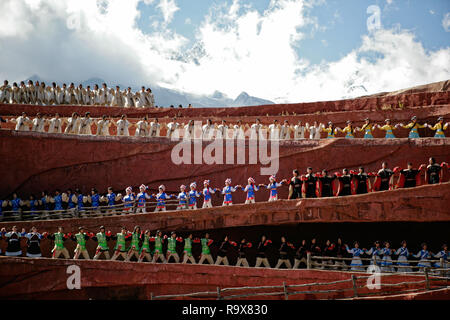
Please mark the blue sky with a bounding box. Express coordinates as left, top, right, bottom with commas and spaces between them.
0, 0, 449, 102
136, 0, 450, 65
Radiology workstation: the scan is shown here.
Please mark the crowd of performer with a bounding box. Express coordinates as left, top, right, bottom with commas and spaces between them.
0, 158, 446, 218
0, 225, 448, 273
3, 113, 449, 139
0, 80, 155, 108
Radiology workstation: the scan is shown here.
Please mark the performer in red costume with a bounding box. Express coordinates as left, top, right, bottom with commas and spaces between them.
317, 170, 337, 197
373, 162, 394, 192
353, 167, 371, 195
336, 169, 355, 196
395, 163, 425, 188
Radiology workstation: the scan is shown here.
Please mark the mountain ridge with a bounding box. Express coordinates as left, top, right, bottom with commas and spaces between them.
22, 75, 275, 108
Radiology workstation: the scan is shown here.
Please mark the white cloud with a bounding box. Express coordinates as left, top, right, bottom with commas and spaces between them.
443, 12, 450, 32
172, 0, 450, 102
429, 10, 435, 15
157, 0, 179, 24
0, 0, 187, 86
289, 29, 450, 102
0, 0, 448, 104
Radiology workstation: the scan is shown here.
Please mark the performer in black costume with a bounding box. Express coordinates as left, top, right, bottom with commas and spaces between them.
255, 235, 272, 268
374, 162, 394, 191
318, 170, 336, 197
354, 167, 370, 194
303, 167, 317, 198
289, 169, 302, 199
426, 157, 442, 184
337, 169, 353, 196
25, 226, 43, 257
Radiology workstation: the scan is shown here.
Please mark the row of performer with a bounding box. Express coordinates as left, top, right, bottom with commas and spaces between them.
0, 225, 448, 272
1, 158, 447, 216
4, 113, 450, 139
0, 80, 156, 108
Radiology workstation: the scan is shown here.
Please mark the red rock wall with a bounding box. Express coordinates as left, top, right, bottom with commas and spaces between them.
1, 183, 449, 261
1, 257, 446, 300
0, 91, 448, 118
1, 105, 449, 138
1, 130, 448, 199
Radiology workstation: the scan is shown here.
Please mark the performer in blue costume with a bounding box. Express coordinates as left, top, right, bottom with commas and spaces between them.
177, 185, 188, 210
154, 185, 172, 212
136, 184, 152, 213
394, 240, 412, 273
242, 177, 259, 204
221, 178, 238, 206
259, 175, 286, 202
346, 242, 365, 272
202, 180, 217, 208
188, 182, 201, 209
122, 186, 135, 214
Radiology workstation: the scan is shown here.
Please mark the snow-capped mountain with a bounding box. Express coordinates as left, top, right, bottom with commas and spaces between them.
22, 75, 274, 108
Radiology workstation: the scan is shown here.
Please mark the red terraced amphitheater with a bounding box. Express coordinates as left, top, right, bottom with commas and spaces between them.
0, 80, 449, 300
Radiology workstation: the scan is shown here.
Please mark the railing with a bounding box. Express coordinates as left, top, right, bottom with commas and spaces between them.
150, 268, 449, 300
1, 179, 449, 222
0, 199, 185, 222
7, 125, 450, 141
308, 254, 449, 277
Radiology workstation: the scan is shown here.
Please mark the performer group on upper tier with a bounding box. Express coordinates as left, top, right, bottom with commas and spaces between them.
0, 158, 447, 219
3, 113, 449, 139
1, 225, 448, 273
0, 80, 156, 108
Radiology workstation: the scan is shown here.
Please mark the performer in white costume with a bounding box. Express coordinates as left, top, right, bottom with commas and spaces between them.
11, 83, 21, 103
96, 115, 112, 136
202, 119, 215, 140
268, 120, 280, 140
113, 115, 132, 136
280, 120, 291, 140
124, 87, 135, 108
12, 112, 31, 131
216, 120, 229, 139
19, 82, 28, 104
166, 117, 179, 139
184, 120, 195, 139
36, 82, 47, 105
78, 112, 93, 135
98, 83, 109, 106
135, 116, 149, 137
26, 80, 36, 104
294, 120, 305, 140
64, 112, 81, 134
306, 121, 322, 140
233, 120, 246, 140
48, 113, 65, 134
31, 113, 47, 132
47, 83, 57, 105
135, 87, 148, 108
146, 88, 155, 108
0, 80, 12, 103
149, 118, 161, 137
250, 118, 266, 140
75, 84, 85, 105
84, 86, 94, 105
110, 86, 124, 107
